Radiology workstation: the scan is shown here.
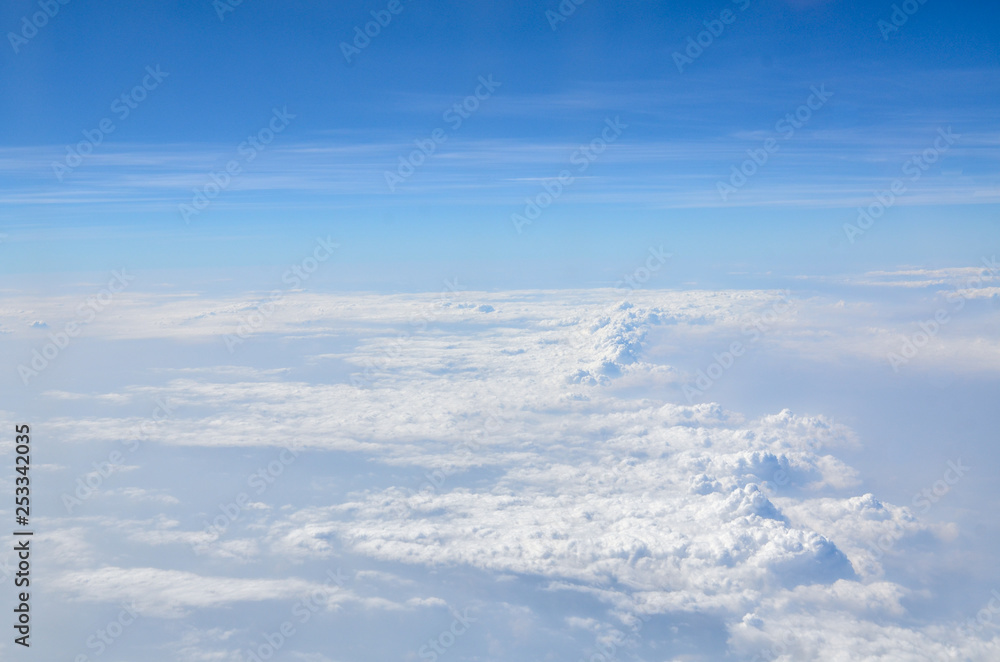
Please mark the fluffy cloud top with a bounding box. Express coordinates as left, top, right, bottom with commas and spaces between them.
3, 285, 999, 660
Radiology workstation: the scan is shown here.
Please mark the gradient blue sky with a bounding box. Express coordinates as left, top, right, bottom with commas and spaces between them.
0, 0, 997, 288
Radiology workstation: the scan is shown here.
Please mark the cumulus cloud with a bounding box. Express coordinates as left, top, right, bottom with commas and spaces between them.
9, 286, 998, 659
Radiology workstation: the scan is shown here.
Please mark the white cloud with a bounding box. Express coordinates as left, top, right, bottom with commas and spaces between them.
53, 566, 357, 618
11, 286, 999, 659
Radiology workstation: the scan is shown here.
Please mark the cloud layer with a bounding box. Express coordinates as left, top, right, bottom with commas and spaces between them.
2, 283, 999, 660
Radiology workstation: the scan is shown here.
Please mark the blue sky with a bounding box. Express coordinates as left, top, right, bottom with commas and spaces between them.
1, 0, 997, 287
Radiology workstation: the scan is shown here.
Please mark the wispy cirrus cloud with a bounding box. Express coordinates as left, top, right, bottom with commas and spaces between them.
0, 130, 996, 215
